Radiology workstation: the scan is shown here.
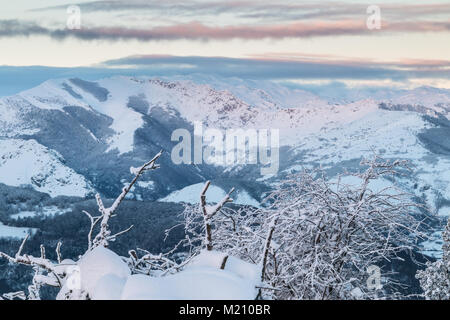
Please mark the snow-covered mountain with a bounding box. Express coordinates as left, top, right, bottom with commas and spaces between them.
0, 138, 93, 197
0, 75, 449, 261
0, 76, 449, 222
385, 86, 450, 110
6, 76, 382, 147
0, 76, 374, 200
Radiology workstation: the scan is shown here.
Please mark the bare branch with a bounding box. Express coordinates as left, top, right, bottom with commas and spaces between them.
200, 181, 235, 251
92, 150, 163, 248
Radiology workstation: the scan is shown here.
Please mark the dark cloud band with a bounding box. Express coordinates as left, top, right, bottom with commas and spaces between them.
1, 19, 450, 42
101, 54, 450, 81
0, 54, 448, 97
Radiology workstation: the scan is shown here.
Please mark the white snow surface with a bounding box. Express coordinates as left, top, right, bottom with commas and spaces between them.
3, 76, 449, 200
122, 250, 258, 300
0, 222, 36, 239
0, 138, 93, 197
17, 79, 92, 111
163, 74, 330, 109
68, 247, 258, 300
160, 182, 260, 207
10, 206, 72, 220
438, 207, 450, 217
122, 267, 256, 300
78, 246, 131, 296
386, 86, 450, 110
3, 76, 383, 151
420, 231, 444, 259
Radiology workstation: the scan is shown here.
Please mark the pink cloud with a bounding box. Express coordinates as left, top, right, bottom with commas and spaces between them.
62, 20, 449, 41
2, 18, 450, 41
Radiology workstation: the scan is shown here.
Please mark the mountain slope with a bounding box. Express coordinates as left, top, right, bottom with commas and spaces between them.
0, 75, 449, 217
0, 138, 93, 197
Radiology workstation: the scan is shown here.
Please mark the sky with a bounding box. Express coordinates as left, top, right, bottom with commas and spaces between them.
0, 0, 449, 96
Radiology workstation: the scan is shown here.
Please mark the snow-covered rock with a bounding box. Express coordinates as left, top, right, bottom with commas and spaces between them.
78, 246, 131, 296
121, 251, 258, 300
63, 247, 258, 300
91, 274, 127, 300
187, 250, 260, 283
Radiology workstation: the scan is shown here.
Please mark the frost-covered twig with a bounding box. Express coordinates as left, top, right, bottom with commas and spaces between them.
2, 291, 26, 300
0, 235, 64, 299
0, 152, 164, 300
92, 150, 163, 248
200, 181, 234, 251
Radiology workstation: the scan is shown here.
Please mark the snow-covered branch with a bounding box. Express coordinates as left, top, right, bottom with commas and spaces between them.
200, 181, 234, 251
91, 150, 163, 248
0, 151, 166, 300
0, 235, 67, 299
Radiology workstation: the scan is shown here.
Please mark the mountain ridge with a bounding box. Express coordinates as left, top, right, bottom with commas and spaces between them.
0, 76, 449, 214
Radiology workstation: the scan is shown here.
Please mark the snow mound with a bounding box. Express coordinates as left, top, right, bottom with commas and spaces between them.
91, 274, 127, 300
187, 250, 260, 283
122, 251, 258, 300
65, 247, 258, 300
122, 267, 256, 300
78, 246, 131, 295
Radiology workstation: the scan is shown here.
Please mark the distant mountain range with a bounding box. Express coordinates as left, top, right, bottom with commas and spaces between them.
0, 75, 449, 256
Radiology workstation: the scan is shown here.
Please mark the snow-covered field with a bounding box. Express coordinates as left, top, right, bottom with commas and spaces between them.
10, 206, 72, 220
160, 182, 260, 207
0, 222, 36, 240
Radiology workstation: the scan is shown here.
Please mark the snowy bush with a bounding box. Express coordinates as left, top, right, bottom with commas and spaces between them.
181, 156, 426, 299
257, 158, 426, 299
416, 217, 450, 300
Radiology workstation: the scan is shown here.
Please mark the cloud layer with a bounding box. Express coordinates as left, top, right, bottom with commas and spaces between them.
1, 53, 449, 97
102, 54, 450, 81
1, 19, 450, 42
33, 1, 450, 22
1, 1, 448, 89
